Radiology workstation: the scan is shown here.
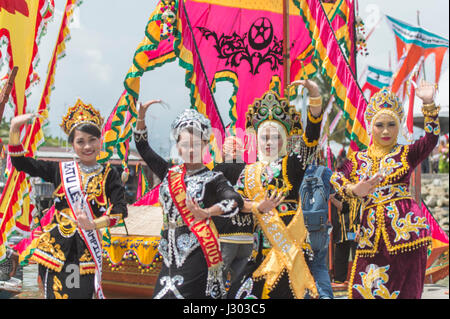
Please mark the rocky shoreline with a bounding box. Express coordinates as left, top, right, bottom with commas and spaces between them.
421, 173, 449, 233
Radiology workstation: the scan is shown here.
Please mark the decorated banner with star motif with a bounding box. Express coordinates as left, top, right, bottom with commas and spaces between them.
99, 0, 318, 168
100, 0, 363, 172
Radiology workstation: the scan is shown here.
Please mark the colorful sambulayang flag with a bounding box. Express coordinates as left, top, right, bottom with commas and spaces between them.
386, 15, 449, 94
101, 0, 367, 173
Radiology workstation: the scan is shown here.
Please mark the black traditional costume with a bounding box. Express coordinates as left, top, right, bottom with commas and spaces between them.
8, 100, 127, 299
134, 109, 244, 299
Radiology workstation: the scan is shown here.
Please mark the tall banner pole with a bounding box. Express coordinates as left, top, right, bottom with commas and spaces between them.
283, 0, 291, 95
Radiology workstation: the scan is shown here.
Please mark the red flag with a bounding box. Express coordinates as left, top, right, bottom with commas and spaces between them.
422, 200, 449, 269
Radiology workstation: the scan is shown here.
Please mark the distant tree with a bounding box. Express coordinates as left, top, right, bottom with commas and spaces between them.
0, 118, 10, 144
40, 126, 68, 148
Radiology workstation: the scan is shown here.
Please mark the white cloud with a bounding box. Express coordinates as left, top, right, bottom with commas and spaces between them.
83, 49, 112, 84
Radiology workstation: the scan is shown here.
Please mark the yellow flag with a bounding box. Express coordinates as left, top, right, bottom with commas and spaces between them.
1, 0, 42, 114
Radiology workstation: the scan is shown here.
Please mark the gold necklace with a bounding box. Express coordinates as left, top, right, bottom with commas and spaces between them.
367, 139, 397, 159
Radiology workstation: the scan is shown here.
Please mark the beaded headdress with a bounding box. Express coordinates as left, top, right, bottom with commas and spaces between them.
60, 99, 104, 135
365, 87, 404, 130
171, 108, 212, 141
245, 90, 303, 137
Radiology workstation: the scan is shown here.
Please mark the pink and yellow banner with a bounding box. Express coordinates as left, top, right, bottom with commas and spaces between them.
422, 201, 449, 269
101, 0, 364, 170
295, 0, 369, 152
176, 0, 315, 135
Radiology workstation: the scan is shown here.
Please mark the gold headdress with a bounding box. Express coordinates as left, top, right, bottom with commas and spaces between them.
60, 99, 104, 135
245, 90, 303, 137
246, 90, 305, 163
365, 87, 404, 130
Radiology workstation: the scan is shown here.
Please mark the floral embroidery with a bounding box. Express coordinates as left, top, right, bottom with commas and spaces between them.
358, 208, 376, 249
154, 275, 185, 299
33, 232, 66, 271
364, 184, 412, 208
52, 276, 68, 299
353, 264, 399, 299
386, 203, 429, 243
235, 277, 258, 299
424, 116, 440, 136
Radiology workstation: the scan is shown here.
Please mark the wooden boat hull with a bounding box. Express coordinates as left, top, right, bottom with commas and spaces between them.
102, 257, 162, 299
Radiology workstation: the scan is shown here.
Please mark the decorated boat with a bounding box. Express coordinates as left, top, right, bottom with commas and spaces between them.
102, 204, 163, 299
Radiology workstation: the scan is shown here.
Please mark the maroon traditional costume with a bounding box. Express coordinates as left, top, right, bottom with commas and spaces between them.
331, 88, 440, 299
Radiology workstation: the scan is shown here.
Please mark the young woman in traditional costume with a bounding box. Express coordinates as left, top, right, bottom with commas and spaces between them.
134, 103, 281, 299
8, 100, 127, 299
229, 79, 324, 299
330, 81, 440, 299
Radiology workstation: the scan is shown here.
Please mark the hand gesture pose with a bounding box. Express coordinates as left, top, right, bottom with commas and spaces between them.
136, 99, 162, 130
74, 207, 95, 231
10, 112, 44, 131
186, 197, 213, 223
415, 79, 436, 104
256, 191, 285, 215
350, 172, 384, 198
291, 79, 321, 98
290, 79, 322, 117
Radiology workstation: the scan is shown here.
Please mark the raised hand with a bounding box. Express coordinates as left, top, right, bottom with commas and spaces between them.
138, 99, 162, 119
136, 99, 162, 130
290, 79, 320, 97
10, 113, 43, 131
415, 79, 436, 104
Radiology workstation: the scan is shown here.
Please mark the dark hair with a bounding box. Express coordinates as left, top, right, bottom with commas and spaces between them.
68, 123, 101, 144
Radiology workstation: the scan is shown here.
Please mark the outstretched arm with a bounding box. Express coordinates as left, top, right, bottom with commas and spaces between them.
8, 113, 58, 182
408, 80, 440, 169
134, 99, 169, 180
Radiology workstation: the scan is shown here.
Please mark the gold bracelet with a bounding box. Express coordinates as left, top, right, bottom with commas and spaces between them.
308, 95, 322, 107
344, 184, 356, 198
93, 216, 110, 229
422, 105, 440, 117
9, 130, 21, 145
422, 102, 436, 109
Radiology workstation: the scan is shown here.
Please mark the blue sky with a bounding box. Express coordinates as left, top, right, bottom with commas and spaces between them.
2, 0, 449, 157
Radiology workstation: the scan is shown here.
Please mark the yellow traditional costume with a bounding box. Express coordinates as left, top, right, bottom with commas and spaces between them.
230, 90, 323, 299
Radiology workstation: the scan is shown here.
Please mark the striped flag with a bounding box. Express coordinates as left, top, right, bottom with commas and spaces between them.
386, 15, 449, 93
361, 65, 393, 98
136, 165, 150, 201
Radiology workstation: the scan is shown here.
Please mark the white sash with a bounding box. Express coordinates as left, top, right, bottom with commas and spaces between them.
60, 161, 105, 299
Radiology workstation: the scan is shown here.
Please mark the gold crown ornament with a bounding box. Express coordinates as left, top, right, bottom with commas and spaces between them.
60, 99, 104, 135
365, 87, 404, 129
245, 90, 303, 137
